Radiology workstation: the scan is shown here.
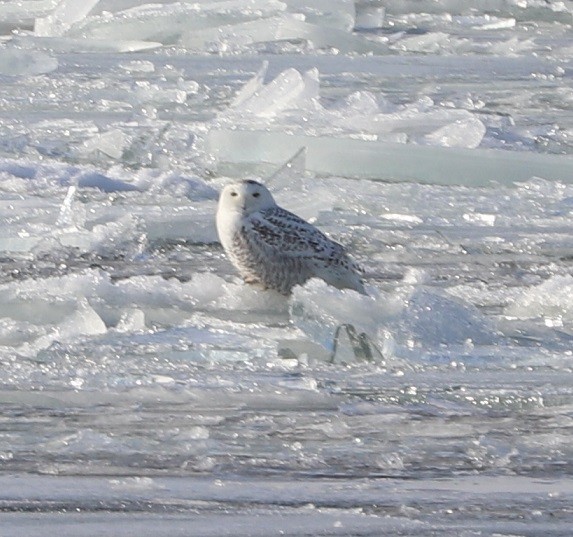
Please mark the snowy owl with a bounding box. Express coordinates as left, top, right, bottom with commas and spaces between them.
216, 180, 366, 295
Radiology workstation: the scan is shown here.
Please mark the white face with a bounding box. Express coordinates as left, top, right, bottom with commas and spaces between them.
218, 180, 276, 215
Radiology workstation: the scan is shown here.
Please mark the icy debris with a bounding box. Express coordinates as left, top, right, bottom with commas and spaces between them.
56, 0, 360, 52
462, 212, 496, 226
82, 129, 129, 160
229, 61, 269, 109
90, 214, 146, 258
131, 80, 188, 105
506, 275, 573, 323
46, 429, 124, 455
213, 277, 289, 314
355, 4, 386, 29
0, 47, 57, 76
488, 36, 537, 56
283, 0, 356, 30
5, 296, 107, 357
67, 1, 287, 44
132, 169, 218, 200
227, 66, 319, 119
399, 287, 498, 347
454, 14, 516, 30
15, 35, 162, 53
118, 60, 155, 73
381, 0, 573, 22
424, 116, 486, 149
60, 298, 107, 337
218, 66, 487, 155
181, 13, 387, 54
109, 477, 162, 490
34, 0, 100, 37
390, 32, 472, 55
56, 185, 85, 230
334, 90, 382, 116
0, 2, 55, 32
115, 308, 146, 333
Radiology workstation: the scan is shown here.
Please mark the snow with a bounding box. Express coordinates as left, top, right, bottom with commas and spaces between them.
1, 0, 573, 534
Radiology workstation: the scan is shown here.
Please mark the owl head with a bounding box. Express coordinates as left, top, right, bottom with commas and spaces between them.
218, 180, 276, 215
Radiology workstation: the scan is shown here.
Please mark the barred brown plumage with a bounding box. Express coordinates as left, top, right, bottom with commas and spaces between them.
216, 180, 366, 295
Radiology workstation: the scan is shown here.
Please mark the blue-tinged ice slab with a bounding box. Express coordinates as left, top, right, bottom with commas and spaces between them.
208, 128, 573, 186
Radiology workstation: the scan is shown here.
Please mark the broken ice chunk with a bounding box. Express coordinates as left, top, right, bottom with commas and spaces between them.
115, 309, 146, 332
14, 36, 162, 53
0, 47, 58, 76
208, 128, 573, 186
506, 275, 573, 323
81, 129, 128, 160
70, 1, 286, 44
24, 299, 107, 356
399, 287, 498, 347
227, 67, 319, 119
355, 4, 386, 29
181, 14, 388, 54
454, 14, 516, 30
118, 60, 155, 73
283, 0, 356, 30
35, 0, 101, 37
230, 61, 269, 108
57, 185, 83, 229
424, 116, 486, 149
291, 279, 397, 356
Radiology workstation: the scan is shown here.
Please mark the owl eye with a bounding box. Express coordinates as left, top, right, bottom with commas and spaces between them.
253, 192, 260, 198
230, 191, 238, 197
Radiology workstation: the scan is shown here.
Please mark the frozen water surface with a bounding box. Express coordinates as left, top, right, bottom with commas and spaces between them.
1, 0, 573, 535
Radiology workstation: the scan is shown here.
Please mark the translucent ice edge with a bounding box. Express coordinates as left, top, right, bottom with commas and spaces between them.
208, 128, 573, 186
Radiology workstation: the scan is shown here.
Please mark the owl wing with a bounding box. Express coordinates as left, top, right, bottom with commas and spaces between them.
245, 206, 344, 260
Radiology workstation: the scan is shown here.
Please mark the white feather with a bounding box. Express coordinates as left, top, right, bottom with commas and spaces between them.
216, 180, 366, 295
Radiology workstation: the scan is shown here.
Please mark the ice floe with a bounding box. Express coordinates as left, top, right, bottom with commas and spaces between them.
210, 64, 573, 185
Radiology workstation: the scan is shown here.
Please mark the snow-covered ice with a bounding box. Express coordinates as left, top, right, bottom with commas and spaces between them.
1, 0, 573, 535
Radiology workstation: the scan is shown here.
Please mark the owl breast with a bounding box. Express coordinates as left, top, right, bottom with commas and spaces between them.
228, 227, 312, 295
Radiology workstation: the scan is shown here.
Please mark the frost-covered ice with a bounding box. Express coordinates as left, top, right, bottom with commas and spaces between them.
1, 0, 573, 535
